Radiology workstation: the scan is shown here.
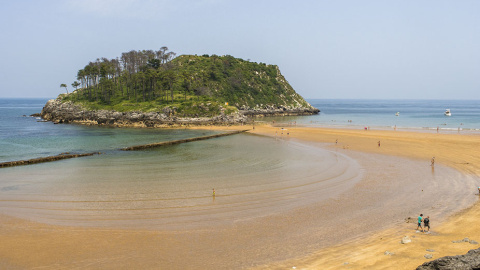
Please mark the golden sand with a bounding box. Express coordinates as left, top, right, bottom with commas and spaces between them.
244, 124, 480, 269
1, 124, 479, 269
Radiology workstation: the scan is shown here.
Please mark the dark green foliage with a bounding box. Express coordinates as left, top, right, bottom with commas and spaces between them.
63, 48, 311, 116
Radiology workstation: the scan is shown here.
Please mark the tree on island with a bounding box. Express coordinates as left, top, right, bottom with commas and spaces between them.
58, 46, 316, 117
71, 81, 80, 91
60, 83, 68, 94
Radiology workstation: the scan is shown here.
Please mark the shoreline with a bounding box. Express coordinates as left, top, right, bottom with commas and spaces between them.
39, 98, 319, 127
218, 124, 480, 269
0, 124, 479, 269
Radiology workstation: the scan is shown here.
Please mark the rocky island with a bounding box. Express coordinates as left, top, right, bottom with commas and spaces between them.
42, 48, 319, 127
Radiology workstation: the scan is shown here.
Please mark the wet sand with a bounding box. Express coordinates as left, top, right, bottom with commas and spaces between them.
1, 125, 480, 269
247, 125, 480, 269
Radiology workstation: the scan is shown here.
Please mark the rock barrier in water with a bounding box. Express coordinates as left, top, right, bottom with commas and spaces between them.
0, 152, 101, 168
1, 130, 247, 168
121, 129, 249, 151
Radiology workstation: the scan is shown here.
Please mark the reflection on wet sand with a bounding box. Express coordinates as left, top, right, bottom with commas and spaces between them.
0, 132, 478, 269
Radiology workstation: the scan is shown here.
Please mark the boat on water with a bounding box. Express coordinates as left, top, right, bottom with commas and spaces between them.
444, 109, 451, 116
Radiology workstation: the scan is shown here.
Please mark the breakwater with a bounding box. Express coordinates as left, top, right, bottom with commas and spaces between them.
121, 129, 249, 151
0, 152, 101, 168
1, 130, 249, 168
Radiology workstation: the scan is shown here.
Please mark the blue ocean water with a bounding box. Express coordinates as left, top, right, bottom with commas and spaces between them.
276, 99, 480, 132
1, 98, 479, 163
0, 98, 220, 163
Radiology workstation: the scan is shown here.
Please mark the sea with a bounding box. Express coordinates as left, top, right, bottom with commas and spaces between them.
272, 99, 480, 132
0, 97, 363, 228
2, 98, 479, 163
1, 98, 479, 226
2, 98, 480, 267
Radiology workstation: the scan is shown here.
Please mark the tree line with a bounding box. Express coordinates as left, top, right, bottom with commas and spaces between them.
62, 47, 180, 104
59, 48, 302, 111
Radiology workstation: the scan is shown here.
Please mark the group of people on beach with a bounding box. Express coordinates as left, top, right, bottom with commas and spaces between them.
416, 214, 430, 232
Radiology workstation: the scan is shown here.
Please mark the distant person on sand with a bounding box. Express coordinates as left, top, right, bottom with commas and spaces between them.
431, 157, 435, 167
423, 216, 430, 232
378, 141, 381, 147
417, 214, 423, 232
478, 186, 480, 195
212, 188, 215, 197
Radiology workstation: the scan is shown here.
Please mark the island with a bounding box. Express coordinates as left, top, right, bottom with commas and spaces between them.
41, 48, 319, 127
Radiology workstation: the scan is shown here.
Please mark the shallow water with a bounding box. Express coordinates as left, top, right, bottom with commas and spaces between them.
2, 98, 480, 268
1, 134, 478, 268
0, 134, 362, 229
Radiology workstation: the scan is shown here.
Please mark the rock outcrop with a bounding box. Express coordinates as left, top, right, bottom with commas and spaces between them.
416, 247, 480, 270
41, 99, 247, 127
240, 104, 319, 117
40, 98, 319, 127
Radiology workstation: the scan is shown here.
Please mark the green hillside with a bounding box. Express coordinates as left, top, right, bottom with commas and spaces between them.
61, 48, 316, 117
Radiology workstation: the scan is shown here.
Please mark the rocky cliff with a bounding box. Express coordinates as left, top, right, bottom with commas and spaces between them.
41, 98, 318, 127
41, 98, 244, 127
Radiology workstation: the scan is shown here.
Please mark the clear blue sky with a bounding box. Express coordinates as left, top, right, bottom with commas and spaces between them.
0, 0, 479, 99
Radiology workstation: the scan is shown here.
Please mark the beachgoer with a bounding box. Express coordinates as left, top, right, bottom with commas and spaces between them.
423, 216, 430, 232
378, 141, 381, 147
431, 157, 435, 167
478, 186, 480, 195
335, 139, 338, 145
212, 188, 215, 197
417, 214, 423, 232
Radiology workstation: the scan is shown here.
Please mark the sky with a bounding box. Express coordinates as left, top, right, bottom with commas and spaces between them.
0, 0, 479, 100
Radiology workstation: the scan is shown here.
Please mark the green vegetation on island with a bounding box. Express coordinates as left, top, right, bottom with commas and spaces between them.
60, 47, 316, 117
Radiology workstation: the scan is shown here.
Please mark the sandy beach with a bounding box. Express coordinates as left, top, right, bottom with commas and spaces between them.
249, 125, 480, 269
1, 124, 479, 269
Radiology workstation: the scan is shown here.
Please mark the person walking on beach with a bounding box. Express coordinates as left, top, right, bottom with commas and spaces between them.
431, 157, 435, 167
423, 216, 430, 232
417, 214, 424, 232
212, 188, 215, 197
378, 141, 381, 147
